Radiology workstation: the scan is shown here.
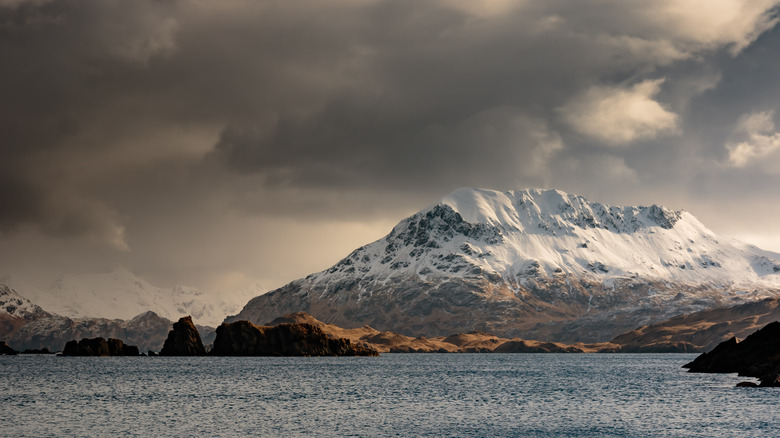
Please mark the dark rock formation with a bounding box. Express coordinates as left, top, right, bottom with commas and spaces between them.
736, 381, 759, 387
0, 341, 18, 355
684, 321, 780, 386
61, 337, 139, 356
493, 340, 583, 353
160, 316, 206, 356
210, 320, 379, 356
21, 347, 50, 354
758, 374, 780, 387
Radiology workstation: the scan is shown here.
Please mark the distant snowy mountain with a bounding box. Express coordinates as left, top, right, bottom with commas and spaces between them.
0, 283, 53, 336
5, 310, 216, 352
0, 283, 49, 320
229, 187, 780, 342
4, 268, 259, 327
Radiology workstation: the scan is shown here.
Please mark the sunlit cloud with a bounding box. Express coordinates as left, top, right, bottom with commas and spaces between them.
558, 79, 679, 146
726, 110, 780, 167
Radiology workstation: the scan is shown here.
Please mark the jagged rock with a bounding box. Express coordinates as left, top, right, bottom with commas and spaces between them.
61, 337, 139, 356
210, 320, 378, 356
160, 316, 206, 356
0, 341, 18, 355
684, 321, 780, 385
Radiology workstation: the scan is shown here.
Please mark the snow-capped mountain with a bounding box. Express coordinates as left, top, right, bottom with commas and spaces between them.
4, 268, 258, 327
4, 310, 216, 352
228, 187, 780, 342
1, 283, 53, 336
0, 283, 49, 320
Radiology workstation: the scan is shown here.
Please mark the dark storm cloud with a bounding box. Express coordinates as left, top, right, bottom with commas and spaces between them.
2, 0, 780, 289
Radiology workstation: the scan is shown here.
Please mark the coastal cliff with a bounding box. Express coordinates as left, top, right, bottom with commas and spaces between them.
684, 321, 780, 386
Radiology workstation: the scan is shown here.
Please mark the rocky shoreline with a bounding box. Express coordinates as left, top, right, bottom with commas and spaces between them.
6, 311, 780, 360
684, 322, 780, 387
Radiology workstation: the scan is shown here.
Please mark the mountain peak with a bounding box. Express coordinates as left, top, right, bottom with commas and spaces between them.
0, 283, 50, 320
440, 187, 685, 233
229, 186, 780, 341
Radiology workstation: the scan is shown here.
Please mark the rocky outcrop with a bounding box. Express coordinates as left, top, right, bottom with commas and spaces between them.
0, 341, 18, 355
160, 316, 206, 356
684, 321, 780, 386
21, 348, 50, 354
61, 337, 140, 356
210, 320, 379, 356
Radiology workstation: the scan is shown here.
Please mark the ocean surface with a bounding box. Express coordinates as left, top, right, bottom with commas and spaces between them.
1, 353, 779, 437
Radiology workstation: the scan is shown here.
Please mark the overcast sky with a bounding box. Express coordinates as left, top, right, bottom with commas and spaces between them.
2, 0, 780, 293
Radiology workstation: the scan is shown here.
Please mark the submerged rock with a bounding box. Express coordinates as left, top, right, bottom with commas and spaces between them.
62, 337, 139, 356
160, 316, 206, 356
210, 320, 379, 356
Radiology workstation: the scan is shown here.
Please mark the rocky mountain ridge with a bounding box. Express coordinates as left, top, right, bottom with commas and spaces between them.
229, 187, 780, 342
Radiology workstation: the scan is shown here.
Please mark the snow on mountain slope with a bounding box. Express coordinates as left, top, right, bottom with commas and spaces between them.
438, 187, 780, 286
0, 282, 52, 337
0, 282, 50, 320
6, 268, 259, 327
229, 187, 780, 342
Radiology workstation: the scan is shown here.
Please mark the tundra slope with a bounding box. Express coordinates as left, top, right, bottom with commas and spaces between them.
229, 188, 780, 342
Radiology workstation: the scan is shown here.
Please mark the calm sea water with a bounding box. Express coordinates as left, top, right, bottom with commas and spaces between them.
1, 353, 779, 437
